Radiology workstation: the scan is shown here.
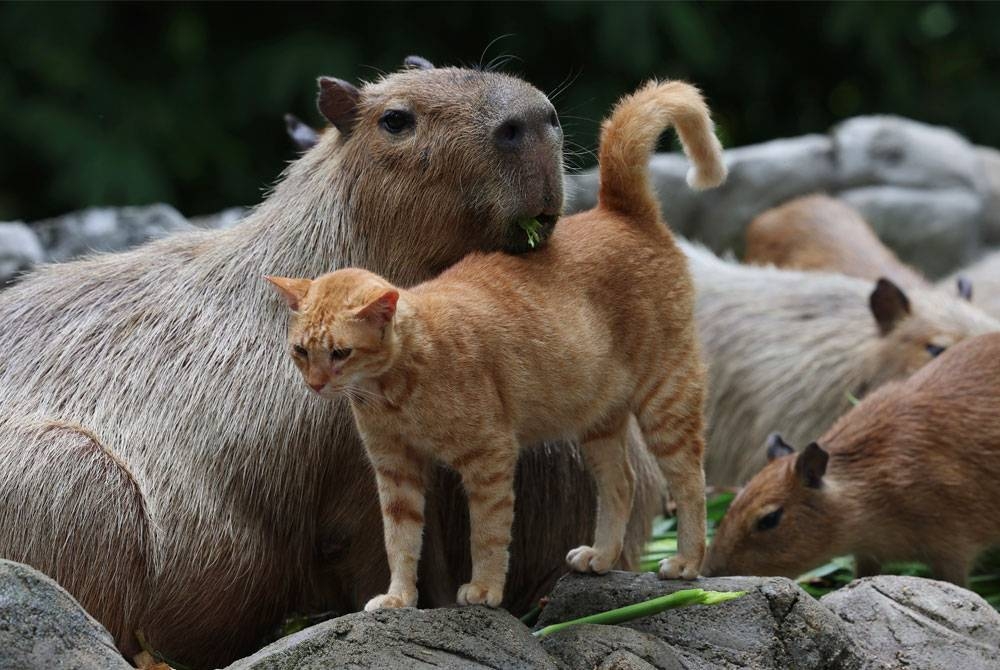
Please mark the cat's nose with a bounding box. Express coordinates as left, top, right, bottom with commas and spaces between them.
309, 381, 326, 392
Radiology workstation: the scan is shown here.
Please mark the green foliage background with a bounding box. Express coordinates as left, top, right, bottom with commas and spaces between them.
2, 1, 999, 222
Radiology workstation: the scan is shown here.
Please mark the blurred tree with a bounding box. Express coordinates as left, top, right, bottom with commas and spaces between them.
1, 1, 998, 221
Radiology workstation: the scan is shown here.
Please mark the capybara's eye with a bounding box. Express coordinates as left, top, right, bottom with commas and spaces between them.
755, 508, 783, 532
330, 348, 353, 361
380, 110, 415, 134
926, 343, 946, 358
293, 345, 308, 358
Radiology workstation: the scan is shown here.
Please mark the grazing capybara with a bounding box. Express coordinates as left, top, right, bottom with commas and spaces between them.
680, 240, 999, 485
704, 332, 1000, 587
0, 59, 663, 668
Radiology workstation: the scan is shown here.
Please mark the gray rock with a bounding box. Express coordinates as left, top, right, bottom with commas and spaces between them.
0, 221, 44, 286
839, 186, 981, 278
224, 605, 556, 670
0, 559, 131, 670
535, 571, 862, 670
976, 146, 1000, 244
832, 115, 984, 192
822, 575, 1000, 670
541, 624, 684, 670
30, 203, 195, 263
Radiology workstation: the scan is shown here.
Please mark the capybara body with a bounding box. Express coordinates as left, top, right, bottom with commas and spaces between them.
745, 194, 930, 290
704, 332, 1000, 586
682, 241, 999, 486
0, 62, 664, 668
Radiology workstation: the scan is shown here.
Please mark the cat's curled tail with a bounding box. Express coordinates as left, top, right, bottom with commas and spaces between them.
597, 80, 727, 226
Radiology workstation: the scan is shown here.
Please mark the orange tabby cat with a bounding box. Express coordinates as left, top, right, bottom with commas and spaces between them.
268, 80, 726, 610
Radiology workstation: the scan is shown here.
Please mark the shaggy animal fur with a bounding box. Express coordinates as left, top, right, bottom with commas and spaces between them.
682, 241, 1000, 485
704, 332, 1000, 586
0, 62, 663, 668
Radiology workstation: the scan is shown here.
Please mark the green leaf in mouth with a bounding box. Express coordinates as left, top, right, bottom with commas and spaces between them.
518, 217, 544, 249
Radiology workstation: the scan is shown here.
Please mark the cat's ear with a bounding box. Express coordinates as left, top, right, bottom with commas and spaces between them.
357, 290, 399, 325
265, 276, 312, 312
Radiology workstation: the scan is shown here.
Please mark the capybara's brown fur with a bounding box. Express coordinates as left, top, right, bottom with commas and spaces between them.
704, 332, 1000, 586
0, 60, 663, 668
745, 194, 930, 290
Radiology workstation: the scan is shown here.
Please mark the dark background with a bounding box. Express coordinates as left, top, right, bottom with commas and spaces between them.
2, 1, 999, 222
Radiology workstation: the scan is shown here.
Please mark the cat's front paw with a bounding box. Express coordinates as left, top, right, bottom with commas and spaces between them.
658, 555, 701, 580
565, 545, 616, 574
364, 592, 416, 611
456, 582, 503, 607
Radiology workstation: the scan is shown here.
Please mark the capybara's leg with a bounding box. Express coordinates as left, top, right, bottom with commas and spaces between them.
0, 419, 153, 657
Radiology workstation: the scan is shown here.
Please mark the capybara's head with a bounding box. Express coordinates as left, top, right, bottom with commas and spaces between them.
703, 435, 834, 578
265, 269, 403, 398
314, 56, 564, 273
865, 278, 999, 391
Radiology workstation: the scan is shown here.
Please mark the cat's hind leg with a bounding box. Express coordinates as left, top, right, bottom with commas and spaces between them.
635, 365, 707, 580
566, 413, 635, 574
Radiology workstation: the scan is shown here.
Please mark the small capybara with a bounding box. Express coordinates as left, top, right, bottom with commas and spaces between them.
745, 194, 930, 290
703, 332, 1000, 586
944, 249, 1000, 320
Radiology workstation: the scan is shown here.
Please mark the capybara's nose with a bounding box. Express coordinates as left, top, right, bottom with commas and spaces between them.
493, 104, 560, 152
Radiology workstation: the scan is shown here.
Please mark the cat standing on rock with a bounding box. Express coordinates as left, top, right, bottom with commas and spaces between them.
269, 80, 727, 608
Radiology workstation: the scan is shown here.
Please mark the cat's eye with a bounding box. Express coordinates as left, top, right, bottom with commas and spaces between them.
379, 109, 415, 134
755, 508, 783, 532
330, 348, 353, 361
926, 343, 946, 358
292, 345, 308, 358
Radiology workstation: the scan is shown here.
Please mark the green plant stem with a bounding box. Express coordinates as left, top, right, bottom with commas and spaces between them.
532, 588, 745, 638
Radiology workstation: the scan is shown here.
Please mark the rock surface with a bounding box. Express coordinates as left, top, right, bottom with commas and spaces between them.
0, 559, 132, 670
31, 203, 196, 263
535, 571, 863, 670
822, 576, 1000, 670
0, 221, 44, 286
223, 605, 557, 670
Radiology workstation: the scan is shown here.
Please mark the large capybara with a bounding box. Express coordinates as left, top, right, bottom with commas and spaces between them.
0, 58, 663, 668
704, 332, 1000, 587
680, 240, 999, 485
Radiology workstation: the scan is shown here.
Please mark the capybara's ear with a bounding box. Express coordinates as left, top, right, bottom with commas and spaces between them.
284, 113, 320, 151
869, 277, 911, 335
317, 77, 361, 136
795, 442, 829, 489
265, 276, 312, 312
957, 276, 973, 302
403, 55, 434, 70
765, 433, 795, 462
357, 290, 399, 326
